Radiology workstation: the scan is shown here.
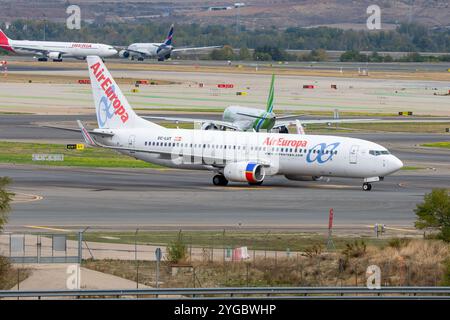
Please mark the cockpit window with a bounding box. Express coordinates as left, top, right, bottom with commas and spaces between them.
369, 150, 390, 156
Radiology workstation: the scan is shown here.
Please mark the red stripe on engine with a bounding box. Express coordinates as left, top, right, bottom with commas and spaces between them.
245, 171, 256, 183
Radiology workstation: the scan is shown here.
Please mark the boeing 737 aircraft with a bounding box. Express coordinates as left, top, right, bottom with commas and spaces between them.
0, 29, 117, 61
63, 56, 403, 191
119, 24, 221, 61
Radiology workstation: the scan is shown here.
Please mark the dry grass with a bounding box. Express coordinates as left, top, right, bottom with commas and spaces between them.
0, 256, 30, 289
83, 239, 450, 288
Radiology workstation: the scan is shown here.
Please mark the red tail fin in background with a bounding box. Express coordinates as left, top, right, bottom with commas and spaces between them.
0, 29, 13, 52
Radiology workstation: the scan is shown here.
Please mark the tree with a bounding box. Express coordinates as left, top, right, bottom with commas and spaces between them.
238, 47, 251, 60
0, 177, 12, 231
209, 45, 236, 60
415, 189, 450, 242
339, 50, 368, 62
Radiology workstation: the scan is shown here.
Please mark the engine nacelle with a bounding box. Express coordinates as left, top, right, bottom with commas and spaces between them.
201, 122, 218, 130
48, 52, 62, 60
224, 162, 265, 183
119, 50, 130, 58
285, 175, 323, 181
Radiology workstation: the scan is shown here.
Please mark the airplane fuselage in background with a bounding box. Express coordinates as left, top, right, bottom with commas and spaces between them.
0, 30, 117, 61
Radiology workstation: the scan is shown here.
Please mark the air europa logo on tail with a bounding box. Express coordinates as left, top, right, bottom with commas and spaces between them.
90, 62, 129, 124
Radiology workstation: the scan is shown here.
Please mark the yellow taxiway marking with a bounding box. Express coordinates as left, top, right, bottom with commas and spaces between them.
24, 225, 71, 232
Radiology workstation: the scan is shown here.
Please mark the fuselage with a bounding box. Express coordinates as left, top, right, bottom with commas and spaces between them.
127, 42, 172, 58
94, 126, 403, 179
8, 39, 117, 58
223, 106, 276, 131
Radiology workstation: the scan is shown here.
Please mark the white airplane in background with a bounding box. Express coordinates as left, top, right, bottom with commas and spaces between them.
145, 74, 378, 133
58, 56, 403, 191
0, 29, 117, 62
119, 24, 221, 61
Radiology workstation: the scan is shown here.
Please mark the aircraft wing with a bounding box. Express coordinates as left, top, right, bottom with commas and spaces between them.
172, 46, 222, 53
273, 118, 377, 129
125, 48, 150, 56
142, 115, 241, 131
43, 124, 115, 137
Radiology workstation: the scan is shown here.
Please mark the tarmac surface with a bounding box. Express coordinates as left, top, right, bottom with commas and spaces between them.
3, 160, 449, 230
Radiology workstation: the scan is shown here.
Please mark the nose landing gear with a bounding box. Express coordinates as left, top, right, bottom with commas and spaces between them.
362, 183, 372, 191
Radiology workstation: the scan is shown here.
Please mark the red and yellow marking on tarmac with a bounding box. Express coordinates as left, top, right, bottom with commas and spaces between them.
23, 225, 71, 232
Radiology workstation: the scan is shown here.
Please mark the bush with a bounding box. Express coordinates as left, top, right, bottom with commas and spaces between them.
388, 238, 411, 249
166, 231, 187, 264
0, 177, 13, 231
415, 189, 450, 242
0, 256, 11, 289
342, 240, 367, 258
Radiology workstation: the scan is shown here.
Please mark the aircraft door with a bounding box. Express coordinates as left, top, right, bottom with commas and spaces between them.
128, 135, 136, 153
349, 145, 359, 164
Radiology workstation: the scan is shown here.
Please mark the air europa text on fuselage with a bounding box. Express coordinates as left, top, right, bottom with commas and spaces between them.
263, 137, 307, 149
90, 61, 129, 124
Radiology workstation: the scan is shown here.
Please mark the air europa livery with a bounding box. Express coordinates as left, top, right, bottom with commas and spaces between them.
90, 61, 129, 124
70, 56, 403, 191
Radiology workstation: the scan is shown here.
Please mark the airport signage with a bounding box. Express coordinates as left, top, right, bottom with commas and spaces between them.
32, 154, 64, 161
67, 144, 84, 150
155, 247, 162, 262
217, 84, 234, 89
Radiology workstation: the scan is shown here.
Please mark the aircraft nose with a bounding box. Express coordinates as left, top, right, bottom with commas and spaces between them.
391, 156, 403, 172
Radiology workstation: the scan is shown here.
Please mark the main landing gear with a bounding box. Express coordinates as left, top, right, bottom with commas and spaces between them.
362, 183, 372, 191
213, 174, 228, 186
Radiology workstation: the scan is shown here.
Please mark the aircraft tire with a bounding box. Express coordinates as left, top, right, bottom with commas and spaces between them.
213, 174, 228, 186
362, 183, 372, 191
249, 181, 264, 186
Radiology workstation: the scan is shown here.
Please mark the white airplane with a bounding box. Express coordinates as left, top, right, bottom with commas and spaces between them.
145, 74, 377, 132
0, 29, 117, 62
119, 24, 221, 61
60, 56, 403, 191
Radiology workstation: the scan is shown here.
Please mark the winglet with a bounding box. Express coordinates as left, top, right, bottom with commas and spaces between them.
295, 120, 306, 135
77, 120, 96, 146
265, 74, 275, 113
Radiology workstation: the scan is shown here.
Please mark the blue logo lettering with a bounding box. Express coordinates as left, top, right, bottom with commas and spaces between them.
97, 85, 116, 128
306, 142, 340, 164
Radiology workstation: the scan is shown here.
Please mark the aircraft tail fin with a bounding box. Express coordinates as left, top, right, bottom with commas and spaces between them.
0, 29, 13, 52
86, 56, 161, 130
265, 74, 275, 113
163, 24, 174, 45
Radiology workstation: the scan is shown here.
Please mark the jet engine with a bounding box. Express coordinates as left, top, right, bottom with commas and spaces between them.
284, 175, 323, 181
201, 122, 219, 130
224, 162, 265, 184
48, 52, 62, 60
119, 50, 130, 58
